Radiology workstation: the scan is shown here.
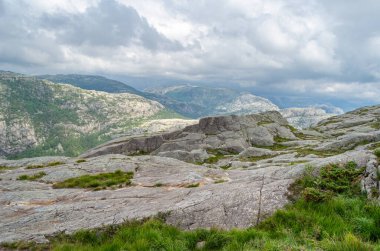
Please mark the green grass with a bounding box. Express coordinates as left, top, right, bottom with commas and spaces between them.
26, 161, 65, 169
254, 143, 290, 151
25, 164, 45, 169
4, 161, 380, 251
219, 164, 231, 170
185, 183, 200, 188
76, 159, 87, 163
371, 123, 380, 130
214, 179, 227, 184
202, 149, 235, 164
274, 136, 292, 143
17, 171, 46, 181
0, 165, 11, 170
295, 148, 344, 157
52, 170, 134, 190
374, 148, 380, 158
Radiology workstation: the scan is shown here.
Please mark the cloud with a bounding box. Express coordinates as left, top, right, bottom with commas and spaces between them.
41, 0, 181, 50
0, 0, 379, 108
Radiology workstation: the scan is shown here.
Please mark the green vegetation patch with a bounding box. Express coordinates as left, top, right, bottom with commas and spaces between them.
274, 136, 292, 143
75, 159, 87, 163
295, 148, 344, 157
52, 170, 134, 190
26, 161, 65, 169
371, 122, 380, 130
288, 162, 365, 202
202, 149, 236, 164
0, 165, 11, 170
254, 143, 290, 151
17, 171, 46, 181
4, 161, 380, 250
374, 148, 380, 158
185, 183, 200, 188
214, 179, 227, 184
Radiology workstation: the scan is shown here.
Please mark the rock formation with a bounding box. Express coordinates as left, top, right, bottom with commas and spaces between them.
1, 106, 380, 244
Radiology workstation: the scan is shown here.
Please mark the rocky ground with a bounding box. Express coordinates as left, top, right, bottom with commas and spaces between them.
1, 106, 380, 244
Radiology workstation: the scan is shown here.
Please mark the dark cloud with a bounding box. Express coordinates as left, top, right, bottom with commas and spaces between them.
41, 0, 181, 50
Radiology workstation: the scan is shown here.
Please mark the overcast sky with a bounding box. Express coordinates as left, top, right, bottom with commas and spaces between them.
1, 0, 380, 108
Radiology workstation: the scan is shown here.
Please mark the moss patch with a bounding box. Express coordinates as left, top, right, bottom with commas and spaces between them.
254, 143, 290, 151
52, 170, 134, 190
26, 161, 65, 169
295, 148, 344, 157
17, 171, 46, 181
185, 183, 200, 188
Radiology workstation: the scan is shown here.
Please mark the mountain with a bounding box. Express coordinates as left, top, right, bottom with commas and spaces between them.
38, 74, 143, 95
146, 84, 280, 117
36, 75, 341, 127
0, 71, 183, 158
37, 75, 203, 118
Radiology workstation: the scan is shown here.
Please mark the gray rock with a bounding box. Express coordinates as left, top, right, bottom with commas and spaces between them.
81, 111, 297, 161
238, 147, 276, 158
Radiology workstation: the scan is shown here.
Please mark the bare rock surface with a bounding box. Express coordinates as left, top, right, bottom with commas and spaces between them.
1, 107, 380, 244
81, 111, 296, 160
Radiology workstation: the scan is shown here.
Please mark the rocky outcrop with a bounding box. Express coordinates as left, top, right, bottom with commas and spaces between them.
280, 106, 343, 129
1, 106, 380, 244
81, 111, 296, 160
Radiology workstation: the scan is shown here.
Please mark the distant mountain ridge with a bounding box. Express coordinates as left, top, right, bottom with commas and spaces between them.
39, 74, 143, 95
146, 84, 280, 117
0, 71, 182, 158
36, 74, 342, 128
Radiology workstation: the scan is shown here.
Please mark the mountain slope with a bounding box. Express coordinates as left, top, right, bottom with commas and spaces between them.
0, 71, 182, 158
36, 75, 341, 127
37, 74, 201, 118
38, 74, 143, 95
146, 85, 280, 117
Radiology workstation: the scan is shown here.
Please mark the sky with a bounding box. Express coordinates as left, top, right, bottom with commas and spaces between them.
1, 0, 380, 110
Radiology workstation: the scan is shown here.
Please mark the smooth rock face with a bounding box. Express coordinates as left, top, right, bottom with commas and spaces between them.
1, 107, 380, 244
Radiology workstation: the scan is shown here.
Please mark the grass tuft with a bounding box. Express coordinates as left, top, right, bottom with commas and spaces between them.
17, 172, 46, 181
26, 161, 65, 169
53, 170, 134, 190
185, 183, 200, 188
